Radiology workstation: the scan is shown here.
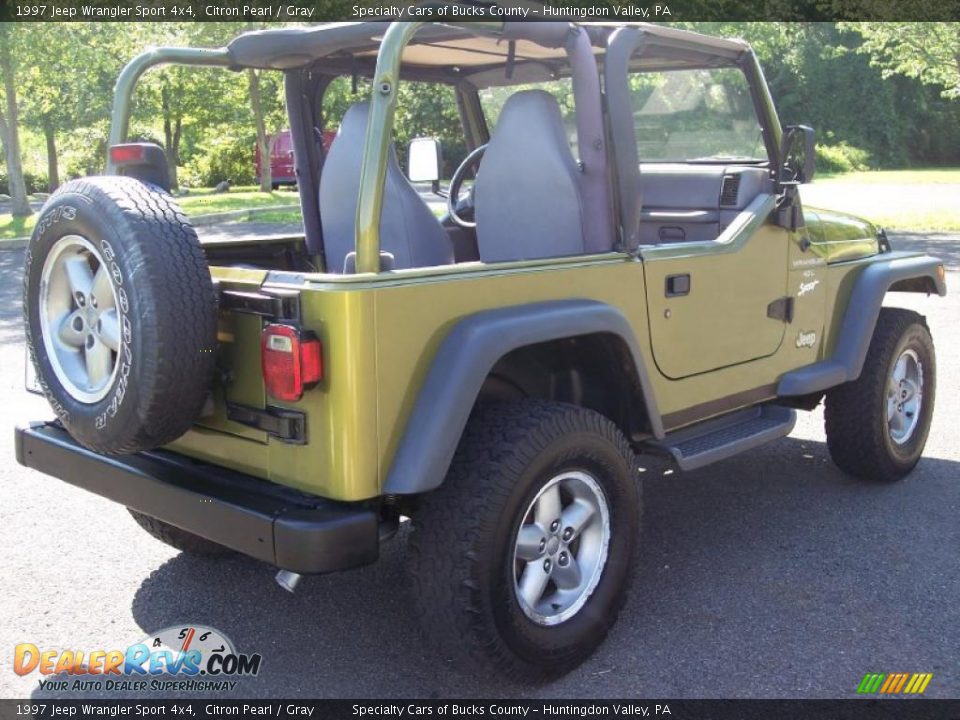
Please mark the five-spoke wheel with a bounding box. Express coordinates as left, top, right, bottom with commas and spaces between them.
826, 307, 936, 482
39, 235, 121, 403
410, 400, 641, 681
886, 349, 923, 445
513, 471, 610, 626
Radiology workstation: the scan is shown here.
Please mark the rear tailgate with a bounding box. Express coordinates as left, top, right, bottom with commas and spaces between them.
163, 265, 381, 502
166, 267, 277, 477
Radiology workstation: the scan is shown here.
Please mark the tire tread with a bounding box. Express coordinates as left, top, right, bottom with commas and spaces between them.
26, 177, 217, 454
408, 400, 639, 681
824, 307, 934, 482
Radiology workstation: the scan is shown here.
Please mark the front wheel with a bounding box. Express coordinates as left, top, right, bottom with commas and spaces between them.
825, 307, 936, 482
409, 400, 641, 681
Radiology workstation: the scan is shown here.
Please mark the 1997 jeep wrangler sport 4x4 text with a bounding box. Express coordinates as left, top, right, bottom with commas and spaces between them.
16, 20, 946, 680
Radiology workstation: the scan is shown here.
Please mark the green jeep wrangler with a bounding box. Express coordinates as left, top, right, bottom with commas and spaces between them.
16, 20, 946, 680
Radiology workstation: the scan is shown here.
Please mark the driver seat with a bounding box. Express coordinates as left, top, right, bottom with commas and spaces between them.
473, 90, 589, 263
319, 101, 453, 273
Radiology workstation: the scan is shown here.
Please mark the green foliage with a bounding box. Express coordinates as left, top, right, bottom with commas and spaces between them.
3, 19, 960, 205
181, 127, 257, 188
0, 166, 48, 195
685, 22, 960, 167
394, 82, 467, 177
60, 124, 112, 178
840, 23, 960, 100
323, 77, 467, 177
815, 142, 871, 174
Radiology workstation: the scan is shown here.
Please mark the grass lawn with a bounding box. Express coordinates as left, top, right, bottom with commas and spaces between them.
802, 168, 960, 232
0, 214, 36, 241
0, 187, 302, 240
176, 187, 300, 216
817, 169, 960, 185
246, 209, 303, 224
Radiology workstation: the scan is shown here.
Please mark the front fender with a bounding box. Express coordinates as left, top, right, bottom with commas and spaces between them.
778, 252, 946, 396
382, 299, 662, 495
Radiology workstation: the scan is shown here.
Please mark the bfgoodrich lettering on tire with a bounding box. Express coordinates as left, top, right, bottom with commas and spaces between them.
409, 400, 642, 681
24, 177, 217, 455
825, 307, 936, 482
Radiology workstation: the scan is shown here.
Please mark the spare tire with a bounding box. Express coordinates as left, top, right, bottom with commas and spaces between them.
24, 176, 217, 455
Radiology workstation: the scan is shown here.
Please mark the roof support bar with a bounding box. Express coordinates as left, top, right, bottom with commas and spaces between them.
108, 47, 232, 172
354, 22, 426, 275
355, 20, 506, 275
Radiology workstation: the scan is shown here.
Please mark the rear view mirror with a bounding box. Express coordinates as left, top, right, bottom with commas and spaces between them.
408, 137, 442, 191
779, 125, 816, 185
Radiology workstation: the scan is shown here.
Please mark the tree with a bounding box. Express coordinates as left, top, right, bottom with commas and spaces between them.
247, 67, 287, 192
0, 24, 33, 216
129, 23, 247, 188
840, 22, 960, 99
240, 22, 295, 192
16, 23, 130, 191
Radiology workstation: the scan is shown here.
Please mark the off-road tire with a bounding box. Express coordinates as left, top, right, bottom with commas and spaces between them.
128, 509, 236, 558
24, 177, 217, 455
825, 307, 936, 482
409, 400, 641, 682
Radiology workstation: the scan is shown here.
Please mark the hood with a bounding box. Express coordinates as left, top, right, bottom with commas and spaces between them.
804, 206, 881, 264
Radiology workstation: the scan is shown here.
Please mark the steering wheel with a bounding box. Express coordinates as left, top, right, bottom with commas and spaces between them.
447, 144, 487, 229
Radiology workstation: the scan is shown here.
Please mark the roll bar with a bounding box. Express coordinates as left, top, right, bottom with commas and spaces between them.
106, 22, 579, 274
355, 21, 578, 273
107, 47, 232, 172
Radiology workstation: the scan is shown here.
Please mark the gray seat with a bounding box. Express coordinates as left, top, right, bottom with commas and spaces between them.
474, 90, 592, 263
319, 101, 453, 273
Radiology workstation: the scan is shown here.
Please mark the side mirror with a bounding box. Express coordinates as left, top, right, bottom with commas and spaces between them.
408, 137, 442, 192
779, 125, 816, 185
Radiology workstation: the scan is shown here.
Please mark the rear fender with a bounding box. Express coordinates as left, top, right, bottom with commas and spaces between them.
382, 300, 662, 495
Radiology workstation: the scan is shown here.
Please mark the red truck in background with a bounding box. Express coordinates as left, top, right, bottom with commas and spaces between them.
255, 129, 336, 188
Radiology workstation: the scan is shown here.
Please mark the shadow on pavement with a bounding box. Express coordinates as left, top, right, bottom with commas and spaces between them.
107, 436, 960, 699
891, 232, 960, 270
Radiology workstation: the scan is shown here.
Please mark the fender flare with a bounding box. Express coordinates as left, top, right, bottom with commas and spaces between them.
778, 252, 946, 396
382, 299, 663, 495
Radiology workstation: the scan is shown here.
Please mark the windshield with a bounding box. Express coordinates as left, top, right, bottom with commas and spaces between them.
630, 67, 765, 163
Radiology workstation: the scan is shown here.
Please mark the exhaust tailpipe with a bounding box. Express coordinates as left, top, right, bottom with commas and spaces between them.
275, 569, 302, 593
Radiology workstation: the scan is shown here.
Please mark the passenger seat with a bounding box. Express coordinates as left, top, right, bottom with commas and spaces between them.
319, 101, 453, 273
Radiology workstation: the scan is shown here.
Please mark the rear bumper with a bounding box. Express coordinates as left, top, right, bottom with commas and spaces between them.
14, 422, 378, 574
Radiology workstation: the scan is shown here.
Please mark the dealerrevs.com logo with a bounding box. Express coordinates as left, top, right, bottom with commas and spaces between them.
14, 625, 262, 693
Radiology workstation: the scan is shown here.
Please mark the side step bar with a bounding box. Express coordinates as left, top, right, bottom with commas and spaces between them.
642, 405, 796, 471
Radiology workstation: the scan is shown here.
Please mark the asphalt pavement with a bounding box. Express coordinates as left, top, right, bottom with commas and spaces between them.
0, 235, 958, 700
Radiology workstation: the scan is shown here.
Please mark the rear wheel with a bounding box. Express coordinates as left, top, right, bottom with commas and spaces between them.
825, 307, 936, 482
409, 400, 641, 681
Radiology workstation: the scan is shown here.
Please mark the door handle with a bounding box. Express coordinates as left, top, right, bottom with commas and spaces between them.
665, 274, 691, 297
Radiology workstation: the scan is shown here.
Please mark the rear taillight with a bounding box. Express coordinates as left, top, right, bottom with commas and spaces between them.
261, 324, 322, 402
109, 144, 147, 164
